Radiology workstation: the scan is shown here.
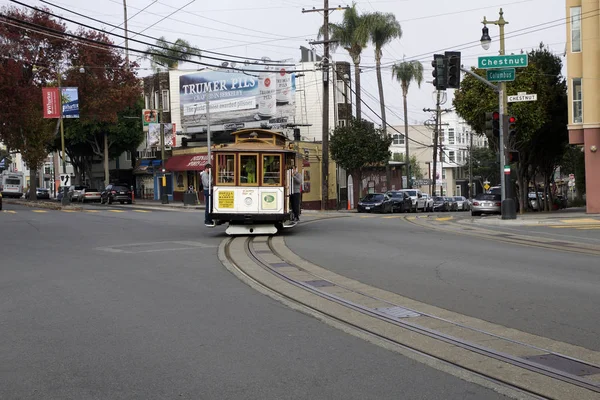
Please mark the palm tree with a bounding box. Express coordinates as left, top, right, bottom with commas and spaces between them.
392, 60, 423, 188
367, 12, 402, 134
146, 36, 201, 70
319, 4, 370, 119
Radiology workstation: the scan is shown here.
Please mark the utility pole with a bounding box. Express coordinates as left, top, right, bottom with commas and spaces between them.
469, 130, 473, 199
123, 0, 130, 68
303, 2, 347, 211
431, 91, 441, 197
159, 83, 168, 204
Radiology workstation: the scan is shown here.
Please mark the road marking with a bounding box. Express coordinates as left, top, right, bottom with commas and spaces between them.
62, 210, 77, 213
108, 210, 125, 213
436, 216, 453, 221
1, 210, 17, 213
576, 226, 600, 230
133, 210, 150, 213
359, 215, 376, 218
405, 216, 416, 220
550, 224, 600, 230
560, 218, 600, 224
84, 210, 100, 213
382, 215, 402, 219
32, 210, 47, 213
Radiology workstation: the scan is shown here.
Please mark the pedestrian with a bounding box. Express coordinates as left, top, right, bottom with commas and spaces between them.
291, 165, 302, 221
201, 163, 213, 224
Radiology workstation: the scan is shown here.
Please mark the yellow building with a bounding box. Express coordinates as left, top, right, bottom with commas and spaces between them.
565, 0, 600, 213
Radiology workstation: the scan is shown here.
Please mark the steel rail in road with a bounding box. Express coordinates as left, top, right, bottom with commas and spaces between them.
222, 235, 600, 400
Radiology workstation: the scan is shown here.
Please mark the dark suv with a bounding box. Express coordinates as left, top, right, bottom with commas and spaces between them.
100, 184, 132, 204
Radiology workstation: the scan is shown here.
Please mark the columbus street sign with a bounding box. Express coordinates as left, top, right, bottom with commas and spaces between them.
478, 54, 528, 69
486, 68, 515, 82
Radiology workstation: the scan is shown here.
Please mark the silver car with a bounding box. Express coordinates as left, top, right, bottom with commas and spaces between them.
453, 196, 470, 211
471, 193, 501, 216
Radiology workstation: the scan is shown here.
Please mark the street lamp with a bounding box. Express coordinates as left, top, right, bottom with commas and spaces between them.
480, 26, 492, 50
479, 8, 516, 219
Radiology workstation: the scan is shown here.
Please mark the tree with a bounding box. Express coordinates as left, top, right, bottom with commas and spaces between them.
146, 36, 201, 70
464, 146, 499, 189
560, 145, 585, 200
367, 12, 401, 134
392, 60, 423, 188
60, 28, 142, 187
0, 5, 69, 199
453, 43, 567, 212
391, 153, 423, 180
330, 118, 392, 206
320, 3, 370, 119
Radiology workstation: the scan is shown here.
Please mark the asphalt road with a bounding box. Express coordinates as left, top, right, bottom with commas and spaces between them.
0, 204, 510, 400
285, 214, 600, 351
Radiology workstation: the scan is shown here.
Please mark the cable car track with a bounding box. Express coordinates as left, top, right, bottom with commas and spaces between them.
221, 235, 600, 400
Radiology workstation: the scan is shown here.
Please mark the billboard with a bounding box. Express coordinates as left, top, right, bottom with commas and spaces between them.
42, 87, 79, 118
148, 123, 176, 149
179, 61, 296, 131
61, 87, 79, 118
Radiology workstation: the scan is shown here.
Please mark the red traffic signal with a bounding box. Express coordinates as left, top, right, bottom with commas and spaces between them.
508, 116, 516, 124
492, 111, 500, 120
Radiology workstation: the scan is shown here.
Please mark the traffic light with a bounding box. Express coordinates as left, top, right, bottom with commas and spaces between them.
508, 150, 520, 163
431, 54, 447, 90
445, 51, 461, 89
507, 115, 517, 140
485, 111, 500, 138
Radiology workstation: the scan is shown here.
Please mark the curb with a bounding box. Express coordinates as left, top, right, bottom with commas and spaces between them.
87, 203, 203, 212
4, 199, 83, 211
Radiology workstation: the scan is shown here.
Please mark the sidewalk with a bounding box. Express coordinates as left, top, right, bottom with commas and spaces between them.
460, 207, 600, 226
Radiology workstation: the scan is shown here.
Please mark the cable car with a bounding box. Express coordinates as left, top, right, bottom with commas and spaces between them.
206, 128, 299, 235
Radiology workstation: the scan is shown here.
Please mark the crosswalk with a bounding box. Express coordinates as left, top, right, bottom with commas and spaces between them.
1, 209, 154, 214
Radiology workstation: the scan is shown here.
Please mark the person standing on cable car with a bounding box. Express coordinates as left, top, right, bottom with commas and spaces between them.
291, 165, 302, 221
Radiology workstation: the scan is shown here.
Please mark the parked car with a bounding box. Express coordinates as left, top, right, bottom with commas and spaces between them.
79, 188, 101, 203
357, 193, 393, 213
471, 193, 502, 216
36, 187, 50, 199
386, 191, 412, 213
68, 185, 88, 202
453, 196, 470, 211
432, 196, 449, 212
421, 193, 434, 212
100, 184, 132, 205
398, 189, 426, 212
444, 196, 458, 211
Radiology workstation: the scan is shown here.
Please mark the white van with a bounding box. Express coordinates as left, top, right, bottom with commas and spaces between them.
0, 171, 24, 198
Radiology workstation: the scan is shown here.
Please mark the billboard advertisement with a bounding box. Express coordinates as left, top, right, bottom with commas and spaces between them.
61, 87, 79, 118
148, 123, 176, 149
179, 60, 296, 131
42, 87, 60, 119
42, 87, 79, 118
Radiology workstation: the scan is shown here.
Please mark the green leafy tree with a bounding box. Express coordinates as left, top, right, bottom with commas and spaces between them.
464, 147, 499, 189
367, 12, 401, 134
146, 36, 201, 70
330, 118, 392, 207
319, 3, 370, 119
561, 145, 585, 200
453, 43, 567, 212
391, 153, 423, 180
392, 60, 423, 186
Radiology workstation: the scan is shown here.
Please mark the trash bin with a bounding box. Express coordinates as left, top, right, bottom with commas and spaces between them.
183, 192, 197, 206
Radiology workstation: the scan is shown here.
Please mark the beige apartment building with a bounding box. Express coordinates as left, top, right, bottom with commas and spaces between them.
566, 0, 600, 213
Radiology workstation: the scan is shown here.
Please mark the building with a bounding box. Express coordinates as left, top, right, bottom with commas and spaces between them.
565, 0, 600, 213
389, 124, 433, 193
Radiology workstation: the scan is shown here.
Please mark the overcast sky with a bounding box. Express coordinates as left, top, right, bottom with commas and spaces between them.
4, 0, 567, 126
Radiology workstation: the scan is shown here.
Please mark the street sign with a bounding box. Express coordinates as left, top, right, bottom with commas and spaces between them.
507, 92, 538, 102
478, 54, 528, 69
484, 183, 490, 191
486, 68, 515, 82
59, 174, 71, 187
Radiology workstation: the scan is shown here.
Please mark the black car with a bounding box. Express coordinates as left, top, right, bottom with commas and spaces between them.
386, 191, 412, 213
36, 187, 50, 199
357, 193, 393, 213
432, 196, 449, 211
100, 184, 132, 204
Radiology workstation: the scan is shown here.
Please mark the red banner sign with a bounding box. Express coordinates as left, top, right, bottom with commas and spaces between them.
42, 87, 61, 118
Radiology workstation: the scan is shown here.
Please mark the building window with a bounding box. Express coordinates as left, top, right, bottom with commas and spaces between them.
442, 169, 446, 179
338, 120, 346, 127
449, 151, 455, 162
144, 94, 150, 109
393, 134, 405, 145
126, 151, 131, 161
571, 6, 582, 52
154, 91, 159, 109
448, 129, 455, 145
573, 78, 583, 124
455, 185, 461, 196
161, 90, 170, 112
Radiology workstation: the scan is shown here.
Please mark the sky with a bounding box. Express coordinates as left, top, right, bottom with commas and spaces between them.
2, 0, 567, 127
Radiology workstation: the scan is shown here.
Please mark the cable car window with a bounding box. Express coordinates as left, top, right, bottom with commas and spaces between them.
240, 154, 258, 185
262, 155, 281, 185
217, 154, 235, 184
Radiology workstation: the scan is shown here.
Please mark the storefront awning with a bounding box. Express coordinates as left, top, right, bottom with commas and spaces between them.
165, 154, 209, 171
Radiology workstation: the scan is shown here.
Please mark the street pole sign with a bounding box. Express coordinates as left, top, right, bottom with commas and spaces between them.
507, 92, 538, 102
477, 54, 528, 69
486, 68, 515, 82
